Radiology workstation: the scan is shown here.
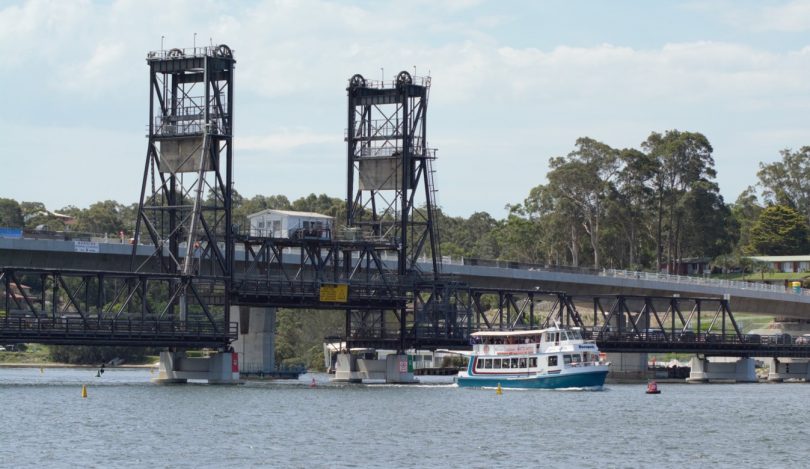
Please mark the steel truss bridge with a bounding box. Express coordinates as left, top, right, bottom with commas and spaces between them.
2, 44, 808, 360
4, 263, 809, 358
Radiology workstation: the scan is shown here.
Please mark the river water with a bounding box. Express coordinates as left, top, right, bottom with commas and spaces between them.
0, 367, 807, 468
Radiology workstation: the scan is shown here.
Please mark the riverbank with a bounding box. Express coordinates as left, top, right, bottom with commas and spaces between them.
0, 362, 158, 369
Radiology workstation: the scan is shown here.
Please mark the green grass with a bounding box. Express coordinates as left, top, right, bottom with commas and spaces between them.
712, 272, 809, 281
0, 344, 51, 364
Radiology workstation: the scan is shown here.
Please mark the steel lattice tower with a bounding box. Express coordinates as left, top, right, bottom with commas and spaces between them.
131, 44, 235, 324
345, 71, 441, 278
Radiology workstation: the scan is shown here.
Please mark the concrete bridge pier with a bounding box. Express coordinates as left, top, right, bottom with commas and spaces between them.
333, 352, 417, 383
687, 356, 757, 383
605, 353, 648, 382
767, 358, 810, 382
230, 306, 276, 374
152, 351, 240, 384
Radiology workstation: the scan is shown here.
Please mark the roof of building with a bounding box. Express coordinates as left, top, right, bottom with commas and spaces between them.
749, 255, 810, 262
247, 209, 334, 220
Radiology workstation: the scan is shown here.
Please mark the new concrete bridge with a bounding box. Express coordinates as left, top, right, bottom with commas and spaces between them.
2, 236, 809, 316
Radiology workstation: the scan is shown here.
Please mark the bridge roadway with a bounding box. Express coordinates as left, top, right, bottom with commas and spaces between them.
2, 236, 809, 316
4, 237, 810, 359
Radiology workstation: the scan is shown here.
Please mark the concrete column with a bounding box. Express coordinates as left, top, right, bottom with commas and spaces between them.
152, 351, 239, 384
333, 352, 361, 383
687, 356, 757, 383
767, 357, 810, 382
605, 352, 647, 382
385, 354, 417, 384
230, 306, 276, 374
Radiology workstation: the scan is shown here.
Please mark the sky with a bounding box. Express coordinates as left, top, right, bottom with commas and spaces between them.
2, 0, 810, 218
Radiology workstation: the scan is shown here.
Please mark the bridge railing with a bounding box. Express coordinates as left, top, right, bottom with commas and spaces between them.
430, 256, 810, 296
0, 317, 238, 341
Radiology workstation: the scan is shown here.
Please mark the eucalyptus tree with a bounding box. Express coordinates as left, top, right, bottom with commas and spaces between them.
642, 130, 719, 272
757, 147, 810, 225
730, 187, 762, 253
522, 183, 584, 266
0, 198, 23, 227
545, 137, 620, 268
613, 148, 658, 268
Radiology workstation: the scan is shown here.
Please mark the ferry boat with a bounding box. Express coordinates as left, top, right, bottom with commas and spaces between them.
456, 327, 609, 389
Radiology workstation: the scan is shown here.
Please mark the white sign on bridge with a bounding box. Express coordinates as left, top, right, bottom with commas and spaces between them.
74, 241, 100, 253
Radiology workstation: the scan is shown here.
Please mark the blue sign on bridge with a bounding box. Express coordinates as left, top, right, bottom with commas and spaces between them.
0, 227, 22, 239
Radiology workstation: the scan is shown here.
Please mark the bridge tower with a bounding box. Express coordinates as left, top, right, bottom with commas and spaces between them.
131, 44, 236, 325
344, 72, 444, 350
345, 72, 441, 277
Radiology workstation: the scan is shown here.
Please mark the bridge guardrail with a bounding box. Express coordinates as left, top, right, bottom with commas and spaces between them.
5, 230, 809, 297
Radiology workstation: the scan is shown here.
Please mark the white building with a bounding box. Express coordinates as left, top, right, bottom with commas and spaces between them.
748, 255, 810, 274
247, 209, 333, 239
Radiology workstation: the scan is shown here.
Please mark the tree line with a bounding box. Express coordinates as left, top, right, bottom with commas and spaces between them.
2, 130, 810, 273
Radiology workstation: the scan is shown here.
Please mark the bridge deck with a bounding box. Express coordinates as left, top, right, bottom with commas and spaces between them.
0, 318, 237, 347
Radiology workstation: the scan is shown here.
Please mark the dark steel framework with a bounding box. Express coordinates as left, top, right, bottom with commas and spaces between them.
343, 72, 444, 351
345, 72, 440, 276
3, 47, 808, 360
0, 268, 236, 346
233, 235, 404, 310
131, 45, 236, 335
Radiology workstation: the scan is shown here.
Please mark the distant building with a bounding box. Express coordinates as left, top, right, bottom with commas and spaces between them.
748, 255, 810, 274
659, 257, 711, 276
247, 209, 333, 240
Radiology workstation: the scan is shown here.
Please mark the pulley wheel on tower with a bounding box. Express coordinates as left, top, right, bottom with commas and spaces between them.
349, 74, 366, 89
215, 44, 232, 58
167, 48, 184, 58
396, 71, 412, 86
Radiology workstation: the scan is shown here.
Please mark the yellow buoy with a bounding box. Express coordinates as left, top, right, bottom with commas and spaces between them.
496, 383, 502, 395
81, 384, 88, 399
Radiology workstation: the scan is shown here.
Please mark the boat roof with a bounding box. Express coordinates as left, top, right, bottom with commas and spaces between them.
471, 327, 574, 337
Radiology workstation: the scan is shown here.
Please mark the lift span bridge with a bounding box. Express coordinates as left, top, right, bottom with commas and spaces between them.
1, 44, 807, 364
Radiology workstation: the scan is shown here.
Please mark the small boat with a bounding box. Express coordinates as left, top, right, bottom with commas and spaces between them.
456, 326, 609, 390
646, 380, 661, 394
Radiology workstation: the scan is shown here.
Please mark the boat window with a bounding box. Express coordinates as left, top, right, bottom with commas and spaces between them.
510, 358, 519, 368
484, 359, 492, 369
571, 354, 581, 364
493, 358, 502, 369
570, 330, 582, 340
563, 354, 572, 365
548, 355, 558, 367
530, 357, 537, 367
518, 358, 527, 368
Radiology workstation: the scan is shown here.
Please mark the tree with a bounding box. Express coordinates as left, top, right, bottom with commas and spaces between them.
757, 146, 810, 225
0, 198, 23, 227
643, 130, 720, 272
612, 148, 658, 268
545, 138, 620, 268
730, 187, 763, 253
747, 205, 810, 255
75, 200, 126, 234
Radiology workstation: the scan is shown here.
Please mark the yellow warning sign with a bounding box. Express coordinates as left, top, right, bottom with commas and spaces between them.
319, 284, 348, 303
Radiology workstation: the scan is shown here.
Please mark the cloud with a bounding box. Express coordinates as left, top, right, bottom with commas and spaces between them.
756, 0, 810, 32
237, 129, 336, 152
3, 0, 810, 216
58, 42, 127, 92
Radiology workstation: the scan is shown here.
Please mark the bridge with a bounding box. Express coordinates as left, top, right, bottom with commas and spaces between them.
2, 43, 810, 384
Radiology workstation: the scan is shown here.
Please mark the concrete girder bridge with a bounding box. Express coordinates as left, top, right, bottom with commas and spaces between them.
2, 44, 810, 383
